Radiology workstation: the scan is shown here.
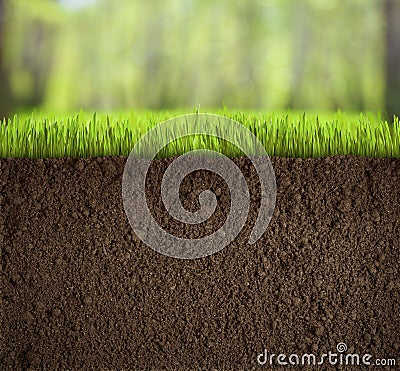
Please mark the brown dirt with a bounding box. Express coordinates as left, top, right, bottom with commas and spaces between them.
1, 156, 399, 370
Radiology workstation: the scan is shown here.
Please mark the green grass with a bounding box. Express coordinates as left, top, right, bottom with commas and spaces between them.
0, 110, 399, 159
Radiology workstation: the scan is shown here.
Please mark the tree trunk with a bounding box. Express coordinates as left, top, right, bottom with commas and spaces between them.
384, 0, 400, 121
0, 0, 13, 120
287, 2, 309, 110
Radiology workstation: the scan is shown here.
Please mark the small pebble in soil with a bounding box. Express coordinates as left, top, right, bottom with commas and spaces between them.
74, 161, 85, 171
364, 333, 371, 343
83, 296, 93, 305
315, 325, 324, 337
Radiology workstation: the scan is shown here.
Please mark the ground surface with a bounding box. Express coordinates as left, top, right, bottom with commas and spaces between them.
1, 156, 399, 370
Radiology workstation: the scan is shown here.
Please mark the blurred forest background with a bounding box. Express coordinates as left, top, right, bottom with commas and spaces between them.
0, 0, 399, 119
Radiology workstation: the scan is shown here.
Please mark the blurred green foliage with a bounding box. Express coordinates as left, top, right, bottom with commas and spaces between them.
2, 0, 385, 112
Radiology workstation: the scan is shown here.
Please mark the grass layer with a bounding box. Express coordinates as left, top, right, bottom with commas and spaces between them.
1, 110, 399, 159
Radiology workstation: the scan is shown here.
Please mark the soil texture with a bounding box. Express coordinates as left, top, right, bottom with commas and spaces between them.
1, 156, 399, 370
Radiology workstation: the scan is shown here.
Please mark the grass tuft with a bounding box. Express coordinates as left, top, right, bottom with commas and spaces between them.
0, 110, 399, 159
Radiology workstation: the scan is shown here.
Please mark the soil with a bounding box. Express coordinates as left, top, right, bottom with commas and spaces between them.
1, 156, 399, 370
